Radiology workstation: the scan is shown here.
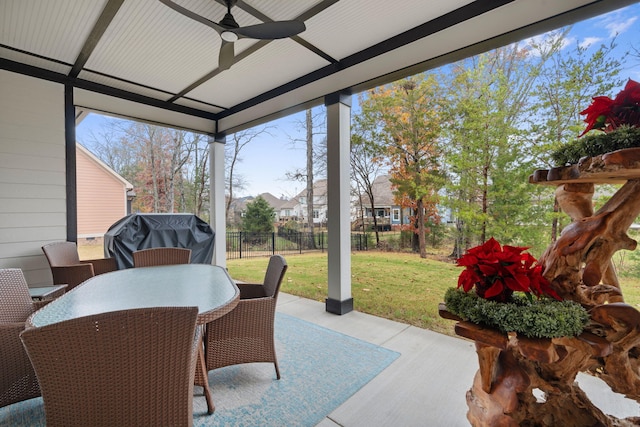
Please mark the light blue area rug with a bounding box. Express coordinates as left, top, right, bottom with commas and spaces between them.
1, 313, 399, 427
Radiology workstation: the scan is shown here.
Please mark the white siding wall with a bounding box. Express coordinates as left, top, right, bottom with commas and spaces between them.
0, 71, 66, 285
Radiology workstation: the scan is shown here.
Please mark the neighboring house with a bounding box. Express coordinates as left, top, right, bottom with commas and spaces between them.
76, 144, 134, 240
236, 176, 454, 232
228, 192, 288, 226
226, 195, 252, 226
280, 180, 328, 227
279, 198, 300, 223
354, 175, 401, 231
354, 175, 453, 231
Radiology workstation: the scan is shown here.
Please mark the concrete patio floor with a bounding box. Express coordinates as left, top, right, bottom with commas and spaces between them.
275, 293, 639, 426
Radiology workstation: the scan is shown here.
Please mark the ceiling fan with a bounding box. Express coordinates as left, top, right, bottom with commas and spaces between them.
159, 0, 306, 70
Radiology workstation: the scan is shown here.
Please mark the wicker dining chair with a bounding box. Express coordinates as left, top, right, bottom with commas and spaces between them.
20, 306, 201, 427
0, 268, 57, 408
132, 247, 192, 267
205, 255, 287, 379
42, 241, 117, 290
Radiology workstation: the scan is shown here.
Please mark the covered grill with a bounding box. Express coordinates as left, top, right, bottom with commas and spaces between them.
104, 213, 215, 269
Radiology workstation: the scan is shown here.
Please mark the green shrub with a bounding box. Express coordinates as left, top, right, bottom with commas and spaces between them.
281, 220, 300, 231
444, 288, 589, 338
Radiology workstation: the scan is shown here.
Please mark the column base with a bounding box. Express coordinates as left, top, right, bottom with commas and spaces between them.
325, 297, 354, 315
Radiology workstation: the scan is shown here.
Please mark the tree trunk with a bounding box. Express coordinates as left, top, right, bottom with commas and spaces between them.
360, 210, 365, 233
416, 199, 427, 258
225, 147, 238, 219
481, 164, 488, 243
450, 218, 464, 259
368, 192, 380, 245
149, 133, 160, 212
411, 207, 419, 253
305, 109, 316, 248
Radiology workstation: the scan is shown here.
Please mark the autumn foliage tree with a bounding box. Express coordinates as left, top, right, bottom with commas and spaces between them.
127, 123, 195, 213
359, 75, 444, 258
88, 120, 209, 218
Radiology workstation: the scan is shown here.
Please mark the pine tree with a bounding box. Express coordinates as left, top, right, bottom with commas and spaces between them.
241, 196, 275, 234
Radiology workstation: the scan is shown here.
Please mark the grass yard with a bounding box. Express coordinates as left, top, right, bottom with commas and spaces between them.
229, 251, 461, 335
228, 251, 640, 337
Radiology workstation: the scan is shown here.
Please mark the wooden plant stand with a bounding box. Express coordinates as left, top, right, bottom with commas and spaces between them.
441, 148, 640, 426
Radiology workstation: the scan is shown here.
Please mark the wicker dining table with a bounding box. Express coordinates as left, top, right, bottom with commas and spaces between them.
27, 263, 240, 415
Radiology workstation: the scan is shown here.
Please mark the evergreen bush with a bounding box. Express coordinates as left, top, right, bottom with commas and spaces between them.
551, 126, 640, 166
444, 288, 589, 338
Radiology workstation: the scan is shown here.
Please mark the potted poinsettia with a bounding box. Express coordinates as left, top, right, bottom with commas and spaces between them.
455, 237, 559, 303
443, 238, 588, 339
579, 78, 640, 136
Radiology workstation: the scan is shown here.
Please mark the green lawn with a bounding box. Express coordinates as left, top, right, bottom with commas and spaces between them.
229, 251, 468, 336
228, 251, 640, 337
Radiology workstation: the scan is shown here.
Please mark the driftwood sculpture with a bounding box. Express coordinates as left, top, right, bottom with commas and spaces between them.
442, 148, 640, 426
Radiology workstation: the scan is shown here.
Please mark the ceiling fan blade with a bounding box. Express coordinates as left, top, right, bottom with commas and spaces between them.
218, 41, 234, 71
159, 0, 225, 34
235, 21, 306, 39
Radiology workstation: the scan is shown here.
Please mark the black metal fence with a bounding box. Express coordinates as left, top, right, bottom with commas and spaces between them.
226, 230, 369, 259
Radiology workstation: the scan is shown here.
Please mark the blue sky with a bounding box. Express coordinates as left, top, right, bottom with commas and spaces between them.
76, 3, 640, 199
566, 4, 639, 81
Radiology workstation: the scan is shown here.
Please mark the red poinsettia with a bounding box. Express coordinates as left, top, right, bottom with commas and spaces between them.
457, 237, 560, 302
580, 79, 640, 136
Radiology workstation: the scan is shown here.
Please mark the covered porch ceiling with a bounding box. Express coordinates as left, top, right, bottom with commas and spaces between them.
1, 0, 637, 135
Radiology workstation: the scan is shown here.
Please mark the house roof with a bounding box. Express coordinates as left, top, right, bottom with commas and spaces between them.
227, 195, 252, 211
292, 178, 327, 200
230, 192, 287, 211
2, 0, 633, 136
360, 175, 394, 207
279, 199, 298, 210
76, 143, 134, 190
257, 192, 288, 210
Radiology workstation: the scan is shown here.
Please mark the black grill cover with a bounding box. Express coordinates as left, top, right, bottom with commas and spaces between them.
104, 213, 215, 269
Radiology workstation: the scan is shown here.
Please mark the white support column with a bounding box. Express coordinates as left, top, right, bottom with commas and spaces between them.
209, 133, 227, 267
325, 92, 353, 314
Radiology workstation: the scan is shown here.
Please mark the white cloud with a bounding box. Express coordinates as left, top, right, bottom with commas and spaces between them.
579, 37, 602, 49
560, 36, 576, 50
594, 8, 638, 38
605, 16, 637, 38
